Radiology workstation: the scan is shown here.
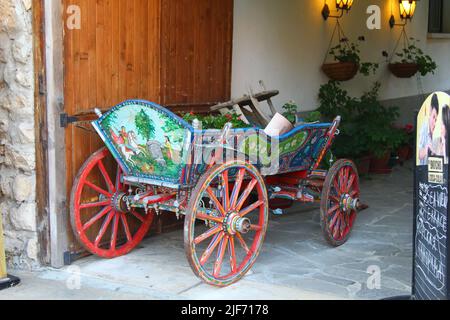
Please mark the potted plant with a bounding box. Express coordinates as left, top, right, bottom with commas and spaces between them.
182, 111, 248, 129
318, 81, 403, 174
281, 101, 323, 124
388, 38, 437, 78
322, 37, 379, 81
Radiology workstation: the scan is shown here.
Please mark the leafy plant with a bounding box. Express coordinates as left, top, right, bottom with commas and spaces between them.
328, 37, 379, 76
282, 101, 298, 124
304, 111, 322, 123
318, 81, 404, 159
182, 111, 248, 130
391, 38, 437, 76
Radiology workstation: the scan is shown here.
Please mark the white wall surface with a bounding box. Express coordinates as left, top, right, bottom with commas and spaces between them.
231, 0, 450, 112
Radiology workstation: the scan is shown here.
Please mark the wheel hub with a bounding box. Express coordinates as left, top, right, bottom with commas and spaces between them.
223, 212, 251, 235
111, 192, 129, 213
340, 194, 360, 212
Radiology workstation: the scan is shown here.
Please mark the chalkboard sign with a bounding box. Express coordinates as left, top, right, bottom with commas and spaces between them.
413, 92, 450, 300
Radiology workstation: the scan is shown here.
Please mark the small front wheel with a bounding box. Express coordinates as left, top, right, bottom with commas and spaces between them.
320, 159, 360, 247
184, 161, 269, 287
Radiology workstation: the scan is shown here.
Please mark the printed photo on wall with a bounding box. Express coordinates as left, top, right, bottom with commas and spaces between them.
417, 92, 450, 166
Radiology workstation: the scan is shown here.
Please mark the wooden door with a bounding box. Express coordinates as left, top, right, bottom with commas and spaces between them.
62, 0, 233, 257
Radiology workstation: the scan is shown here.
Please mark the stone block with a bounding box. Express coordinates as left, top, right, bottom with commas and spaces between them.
10, 202, 36, 231
13, 173, 35, 202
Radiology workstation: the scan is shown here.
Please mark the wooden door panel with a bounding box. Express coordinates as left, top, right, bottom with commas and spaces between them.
160, 0, 233, 112
63, 0, 161, 254
63, 0, 232, 256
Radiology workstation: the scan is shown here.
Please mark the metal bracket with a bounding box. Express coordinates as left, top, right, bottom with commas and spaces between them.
60, 113, 79, 128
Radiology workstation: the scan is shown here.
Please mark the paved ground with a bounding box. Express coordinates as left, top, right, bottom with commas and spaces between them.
1, 162, 414, 300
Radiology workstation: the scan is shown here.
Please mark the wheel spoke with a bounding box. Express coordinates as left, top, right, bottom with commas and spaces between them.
327, 204, 339, 216
84, 181, 111, 197
235, 179, 258, 212
329, 210, 340, 230
213, 236, 229, 278
129, 210, 145, 223
342, 167, 349, 192
333, 214, 341, 239
194, 225, 222, 245
196, 212, 224, 224
80, 200, 111, 210
200, 232, 225, 266
222, 170, 230, 211
333, 178, 340, 196
346, 173, 356, 193
110, 213, 119, 250
94, 211, 115, 247
82, 206, 112, 231
235, 232, 250, 254
330, 195, 340, 204
230, 168, 245, 209
229, 236, 237, 273
250, 224, 262, 232
350, 189, 359, 197
206, 187, 225, 216
120, 213, 132, 242
97, 160, 116, 193
239, 200, 264, 217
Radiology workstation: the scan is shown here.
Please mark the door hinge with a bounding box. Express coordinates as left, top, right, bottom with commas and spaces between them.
60, 113, 79, 128
38, 74, 46, 95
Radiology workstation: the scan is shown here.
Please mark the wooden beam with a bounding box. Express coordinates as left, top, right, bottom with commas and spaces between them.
33, 0, 50, 265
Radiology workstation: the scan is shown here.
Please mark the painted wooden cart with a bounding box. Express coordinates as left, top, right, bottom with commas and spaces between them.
70, 99, 362, 287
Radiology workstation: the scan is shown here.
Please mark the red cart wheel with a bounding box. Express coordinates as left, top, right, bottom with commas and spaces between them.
70, 148, 154, 258
320, 159, 360, 247
184, 161, 269, 287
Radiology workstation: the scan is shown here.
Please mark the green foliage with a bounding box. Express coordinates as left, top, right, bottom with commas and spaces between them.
282, 101, 298, 124
318, 81, 405, 159
135, 109, 155, 141
281, 101, 322, 124
328, 37, 379, 76
304, 111, 322, 123
182, 112, 248, 129
393, 38, 437, 76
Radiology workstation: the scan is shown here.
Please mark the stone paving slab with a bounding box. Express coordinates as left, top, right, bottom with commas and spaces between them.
0, 162, 414, 300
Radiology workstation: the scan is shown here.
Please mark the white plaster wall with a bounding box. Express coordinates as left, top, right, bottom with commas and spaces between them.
232, 0, 450, 112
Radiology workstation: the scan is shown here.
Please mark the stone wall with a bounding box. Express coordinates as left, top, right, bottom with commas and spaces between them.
0, 0, 39, 269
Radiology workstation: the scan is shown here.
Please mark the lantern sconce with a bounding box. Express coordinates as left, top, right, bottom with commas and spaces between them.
322, 0, 354, 21
389, 0, 418, 28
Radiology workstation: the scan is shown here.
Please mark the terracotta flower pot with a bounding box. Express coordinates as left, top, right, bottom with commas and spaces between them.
370, 151, 392, 174
355, 155, 371, 175
397, 144, 414, 164
388, 63, 419, 78
322, 62, 359, 81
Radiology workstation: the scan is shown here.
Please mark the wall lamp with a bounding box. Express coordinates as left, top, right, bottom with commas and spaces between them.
322, 0, 354, 20
389, 0, 418, 28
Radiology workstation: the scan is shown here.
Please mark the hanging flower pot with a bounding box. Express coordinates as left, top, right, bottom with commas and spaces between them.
386, 29, 437, 79
322, 62, 359, 81
388, 62, 419, 78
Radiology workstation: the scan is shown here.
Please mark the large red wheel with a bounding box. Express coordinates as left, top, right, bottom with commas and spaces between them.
184, 161, 269, 287
320, 159, 360, 247
70, 148, 154, 258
